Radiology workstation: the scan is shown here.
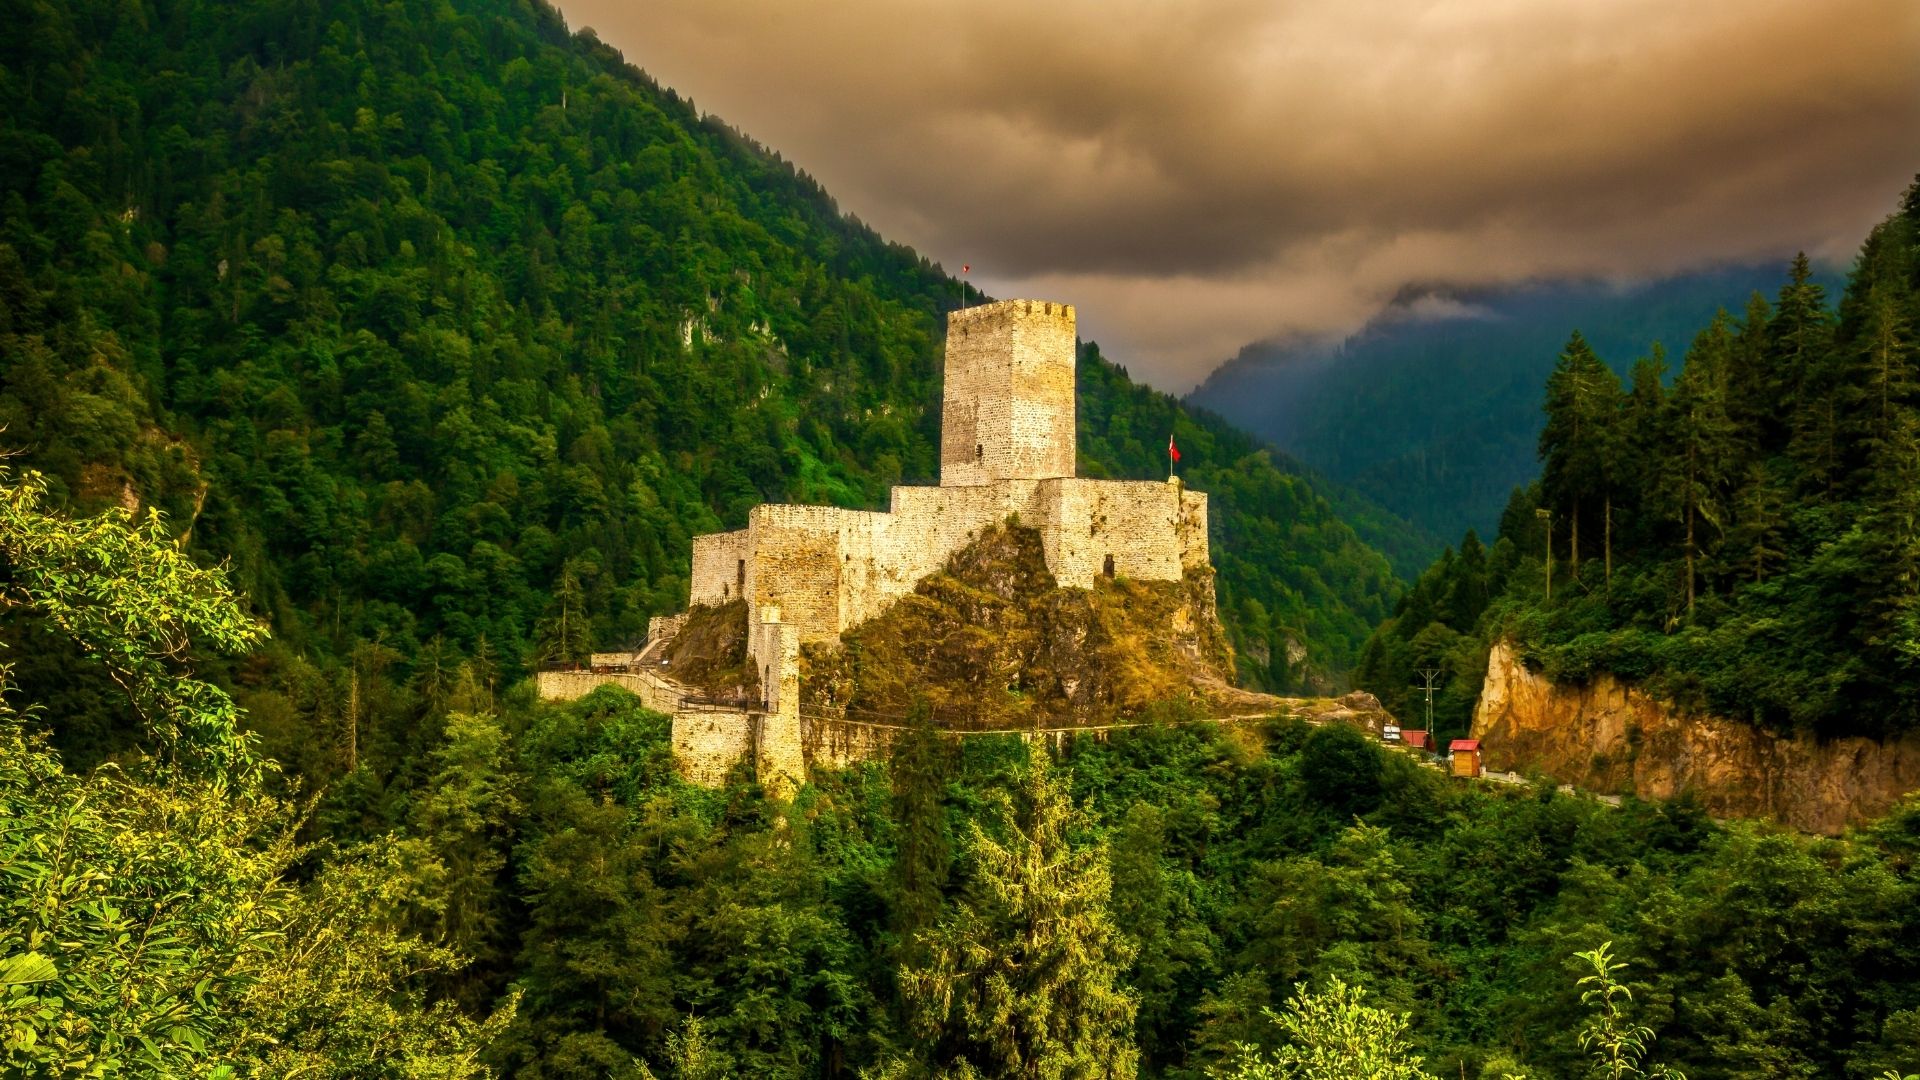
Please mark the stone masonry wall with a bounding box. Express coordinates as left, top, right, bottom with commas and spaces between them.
673, 709, 757, 787
941, 300, 1077, 486
687, 478, 1206, 696
1178, 487, 1210, 572
690, 530, 749, 606
535, 669, 682, 714
749, 612, 804, 797
646, 612, 690, 647
1038, 477, 1186, 588
744, 504, 862, 644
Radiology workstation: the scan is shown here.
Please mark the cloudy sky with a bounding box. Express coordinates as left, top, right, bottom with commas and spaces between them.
558, 0, 1920, 391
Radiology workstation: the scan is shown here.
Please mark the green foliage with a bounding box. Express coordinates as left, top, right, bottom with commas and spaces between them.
1364, 177, 1920, 738
1215, 978, 1432, 1080
0, 467, 507, 1076
897, 752, 1139, 1079
0, 468, 264, 774
1573, 943, 1684, 1080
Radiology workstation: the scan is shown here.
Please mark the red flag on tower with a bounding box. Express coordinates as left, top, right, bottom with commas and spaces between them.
1168, 434, 1181, 463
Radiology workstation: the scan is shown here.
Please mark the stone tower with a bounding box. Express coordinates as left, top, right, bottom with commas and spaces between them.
940, 299, 1077, 486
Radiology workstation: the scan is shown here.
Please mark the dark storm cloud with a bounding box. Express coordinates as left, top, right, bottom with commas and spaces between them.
559, 0, 1920, 389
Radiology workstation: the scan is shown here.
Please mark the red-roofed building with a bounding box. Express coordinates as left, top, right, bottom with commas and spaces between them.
1449, 738, 1483, 778
1402, 729, 1430, 751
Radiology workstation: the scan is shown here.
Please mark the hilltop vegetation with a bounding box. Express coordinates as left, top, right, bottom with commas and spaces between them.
1360, 181, 1920, 742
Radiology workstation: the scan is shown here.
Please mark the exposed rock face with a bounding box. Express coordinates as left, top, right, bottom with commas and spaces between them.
1472, 641, 1920, 834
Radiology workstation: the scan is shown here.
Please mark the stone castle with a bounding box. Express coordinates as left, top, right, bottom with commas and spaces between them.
540, 299, 1213, 792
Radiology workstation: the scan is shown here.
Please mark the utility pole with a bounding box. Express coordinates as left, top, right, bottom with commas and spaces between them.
1536, 507, 1554, 602
1413, 667, 1442, 732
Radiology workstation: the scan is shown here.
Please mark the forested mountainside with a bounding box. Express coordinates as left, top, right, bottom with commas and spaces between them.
0, 0, 1402, 778
1359, 182, 1920, 743
1188, 266, 1836, 551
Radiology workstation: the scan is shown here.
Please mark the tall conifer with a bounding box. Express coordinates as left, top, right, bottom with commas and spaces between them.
900, 752, 1139, 1079
1539, 332, 1622, 580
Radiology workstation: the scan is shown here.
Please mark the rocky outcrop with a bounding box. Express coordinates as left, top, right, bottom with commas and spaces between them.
801, 523, 1238, 730
1472, 641, 1920, 834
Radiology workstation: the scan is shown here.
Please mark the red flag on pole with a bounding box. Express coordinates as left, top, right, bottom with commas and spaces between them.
1168, 434, 1180, 463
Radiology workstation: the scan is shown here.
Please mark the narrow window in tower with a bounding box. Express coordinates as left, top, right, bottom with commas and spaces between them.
737, 559, 746, 593
1103, 554, 1115, 577
976, 443, 984, 463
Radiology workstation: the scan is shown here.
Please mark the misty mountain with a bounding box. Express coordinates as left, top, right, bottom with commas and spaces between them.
1187, 265, 1840, 548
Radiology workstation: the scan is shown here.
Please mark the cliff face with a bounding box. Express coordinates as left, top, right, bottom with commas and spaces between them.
1472, 642, 1920, 834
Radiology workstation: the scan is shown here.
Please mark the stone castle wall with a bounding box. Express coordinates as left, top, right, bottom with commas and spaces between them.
691, 477, 1210, 662
673, 708, 757, 787
1178, 489, 1210, 572
690, 530, 750, 606
1039, 478, 1190, 586
749, 613, 804, 795
646, 612, 690, 647
941, 300, 1077, 487
536, 668, 682, 714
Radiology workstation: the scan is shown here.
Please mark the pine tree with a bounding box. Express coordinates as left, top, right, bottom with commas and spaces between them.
1665, 322, 1738, 620
1444, 530, 1491, 629
533, 561, 594, 667
1774, 254, 1841, 494
1726, 292, 1775, 446
890, 706, 953, 965
900, 752, 1139, 1079
1618, 348, 1670, 581
1848, 283, 1918, 474
1861, 411, 1920, 702
410, 711, 522, 973
1540, 332, 1623, 581
1726, 463, 1789, 584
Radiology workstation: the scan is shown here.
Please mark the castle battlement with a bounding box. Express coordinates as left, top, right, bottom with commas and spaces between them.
551, 298, 1215, 794
947, 298, 1076, 327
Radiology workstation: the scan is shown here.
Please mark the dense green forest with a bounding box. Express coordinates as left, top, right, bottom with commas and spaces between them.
8, 0, 1920, 1075
1359, 182, 1920, 742
0, 0, 1400, 791
11, 474, 1920, 1076
1188, 266, 1837, 553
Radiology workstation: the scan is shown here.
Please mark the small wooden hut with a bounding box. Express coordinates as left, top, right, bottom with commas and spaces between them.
1449, 738, 1483, 778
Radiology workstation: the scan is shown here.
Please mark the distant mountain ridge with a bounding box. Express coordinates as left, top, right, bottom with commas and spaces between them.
1188, 265, 1841, 549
